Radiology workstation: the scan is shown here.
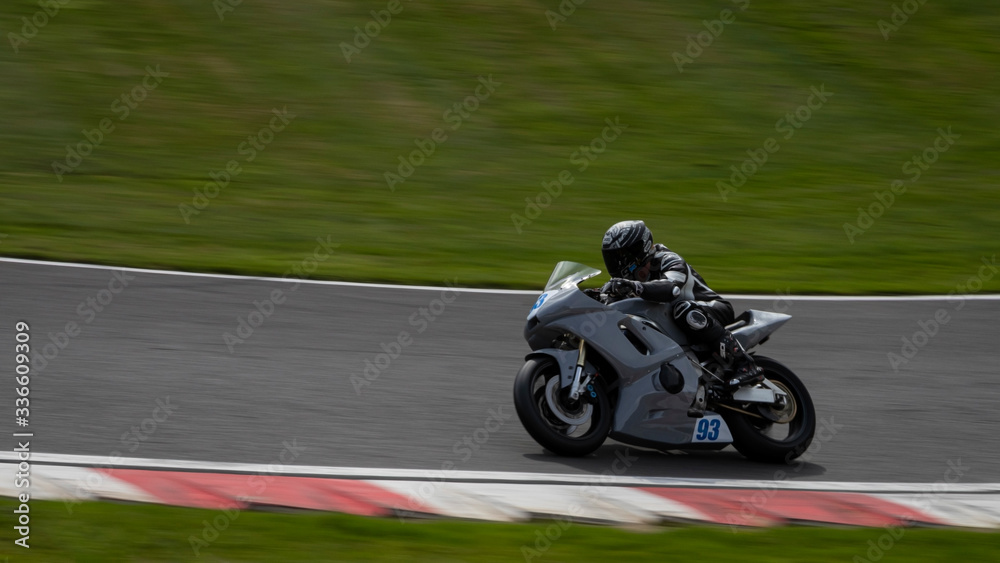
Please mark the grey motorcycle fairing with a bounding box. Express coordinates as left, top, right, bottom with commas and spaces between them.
525, 290, 709, 448
730, 309, 792, 350
609, 297, 691, 346
525, 283, 793, 450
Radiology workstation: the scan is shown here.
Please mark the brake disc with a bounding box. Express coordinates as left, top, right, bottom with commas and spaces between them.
757, 380, 797, 423
544, 377, 593, 426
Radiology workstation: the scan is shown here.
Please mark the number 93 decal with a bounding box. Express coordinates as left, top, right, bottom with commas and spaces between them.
691, 414, 732, 443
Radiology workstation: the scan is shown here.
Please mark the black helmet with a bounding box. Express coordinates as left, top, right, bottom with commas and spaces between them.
601, 220, 654, 279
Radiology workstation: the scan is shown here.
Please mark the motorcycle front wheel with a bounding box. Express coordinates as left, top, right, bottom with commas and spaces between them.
513, 357, 612, 457
721, 355, 816, 463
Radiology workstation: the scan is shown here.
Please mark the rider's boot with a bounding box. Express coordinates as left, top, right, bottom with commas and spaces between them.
716, 331, 764, 389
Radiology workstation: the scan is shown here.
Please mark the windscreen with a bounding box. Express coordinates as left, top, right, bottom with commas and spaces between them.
543, 261, 602, 291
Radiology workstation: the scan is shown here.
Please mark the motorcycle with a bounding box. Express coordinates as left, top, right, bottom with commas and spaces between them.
513, 261, 815, 463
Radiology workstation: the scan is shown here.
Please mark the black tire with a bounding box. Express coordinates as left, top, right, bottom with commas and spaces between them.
513, 357, 612, 457
721, 356, 816, 463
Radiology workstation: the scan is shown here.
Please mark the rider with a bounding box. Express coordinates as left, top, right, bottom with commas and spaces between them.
598, 220, 763, 391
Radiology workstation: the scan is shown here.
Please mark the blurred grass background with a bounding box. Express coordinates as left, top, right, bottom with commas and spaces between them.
0, 0, 997, 293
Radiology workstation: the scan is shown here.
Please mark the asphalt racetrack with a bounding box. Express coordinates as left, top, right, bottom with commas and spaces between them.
2, 259, 997, 484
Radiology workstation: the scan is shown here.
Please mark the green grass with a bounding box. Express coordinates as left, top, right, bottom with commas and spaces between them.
1, 0, 998, 293
0, 499, 997, 562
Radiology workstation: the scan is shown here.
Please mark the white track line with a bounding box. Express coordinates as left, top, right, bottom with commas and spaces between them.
2, 256, 998, 301
0, 257, 532, 295
3, 453, 998, 494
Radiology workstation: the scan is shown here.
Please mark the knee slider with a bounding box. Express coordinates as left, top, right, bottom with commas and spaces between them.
673, 300, 708, 331
685, 309, 709, 331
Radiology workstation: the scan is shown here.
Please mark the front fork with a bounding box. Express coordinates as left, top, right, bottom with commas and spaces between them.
567, 339, 589, 401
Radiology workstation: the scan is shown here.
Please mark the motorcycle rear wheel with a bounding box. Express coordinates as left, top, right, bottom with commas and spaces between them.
721, 355, 816, 463
513, 357, 612, 457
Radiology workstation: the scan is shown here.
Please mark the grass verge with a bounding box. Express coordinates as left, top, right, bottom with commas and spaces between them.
1, 499, 998, 562
1, 1, 998, 293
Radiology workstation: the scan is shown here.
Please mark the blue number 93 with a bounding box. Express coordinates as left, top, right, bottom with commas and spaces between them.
696, 418, 721, 440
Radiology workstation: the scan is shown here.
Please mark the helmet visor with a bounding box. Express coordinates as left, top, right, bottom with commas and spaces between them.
602, 248, 645, 279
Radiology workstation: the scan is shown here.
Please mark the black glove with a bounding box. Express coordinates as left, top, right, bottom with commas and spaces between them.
602, 278, 643, 297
